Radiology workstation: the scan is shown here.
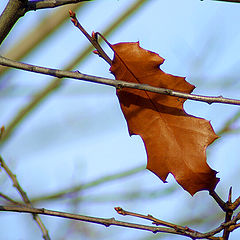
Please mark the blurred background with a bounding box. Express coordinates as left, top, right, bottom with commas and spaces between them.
0, 0, 240, 239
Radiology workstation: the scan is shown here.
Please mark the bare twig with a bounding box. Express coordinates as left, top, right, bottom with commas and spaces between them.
0, 205, 231, 239
0, 56, 240, 107
209, 189, 240, 240
0, 155, 50, 240
222, 211, 233, 239
209, 189, 240, 239
0, 0, 91, 44
222, 188, 234, 240
228, 223, 240, 232
0, 192, 25, 206
0, 0, 27, 44
217, 110, 240, 136
231, 196, 240, 211
0, 205, 192, 237
222, 212, 240, 233
0, 78, 62, 146
30, 165, 145, 203
69, 10, 112, 65
209, 191, 228, 212
0, 3, 87, 76
115, 207, 195, 233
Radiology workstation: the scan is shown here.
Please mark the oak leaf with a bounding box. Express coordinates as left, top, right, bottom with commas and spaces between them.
110, 42, 219, 195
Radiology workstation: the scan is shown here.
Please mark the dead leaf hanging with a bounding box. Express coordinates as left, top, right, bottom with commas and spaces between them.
110, 42, 219, 196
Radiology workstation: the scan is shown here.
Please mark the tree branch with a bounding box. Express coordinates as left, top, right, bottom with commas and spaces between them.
217, 110, 240, 136
0, 192, 25, 206
231, 196, 240, 211
222, 188, 233, 240
0, 55, 240, 106
0, 205, 230, 239
0, 205, 190, 237
209, 191, 228, 212
0, 0, 28, 44
69, 10, 112, 65
115, 207, 195, 233
0, 3, 87, 76
30, 165, 145, 203
0, 0, 90, 46
0, 155, 50, 240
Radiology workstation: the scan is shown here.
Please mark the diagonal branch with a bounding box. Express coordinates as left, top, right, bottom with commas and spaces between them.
0, 192, 25, 206
0, 155, 50, 240
0, 0, 28, 44
0, 55, 240, 106
209, 191, 228, 212
0, 0, 90, 45
30, 165, 145, 203
0, 3, 87, 76
69, 10, 112, 65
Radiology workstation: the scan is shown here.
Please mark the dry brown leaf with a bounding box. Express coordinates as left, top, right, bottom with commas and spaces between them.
110, 42, 219, 195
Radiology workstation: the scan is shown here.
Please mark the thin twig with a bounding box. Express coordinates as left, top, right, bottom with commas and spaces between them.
0, 205, 192, 237
0, 3, 87, 76
209, 191, 228, 212
0, 0, 28, 44
0, 155, 50, 240
222, 212, 240, 233
222, 211, 233, 240
228, 223, 240, 232
0, 0, 91, 44
63, 185, 177, 203
217, 110, 240, 136
69, 10, 112, 65
222, 188, 234, 240
115, 207, 195, 233
0, 205, 227, 239
30, 165, 145, 203
231, 196, 240, 211
0, 78, 62, 146
0, 56, 240, 107
0, 193, 25, 206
